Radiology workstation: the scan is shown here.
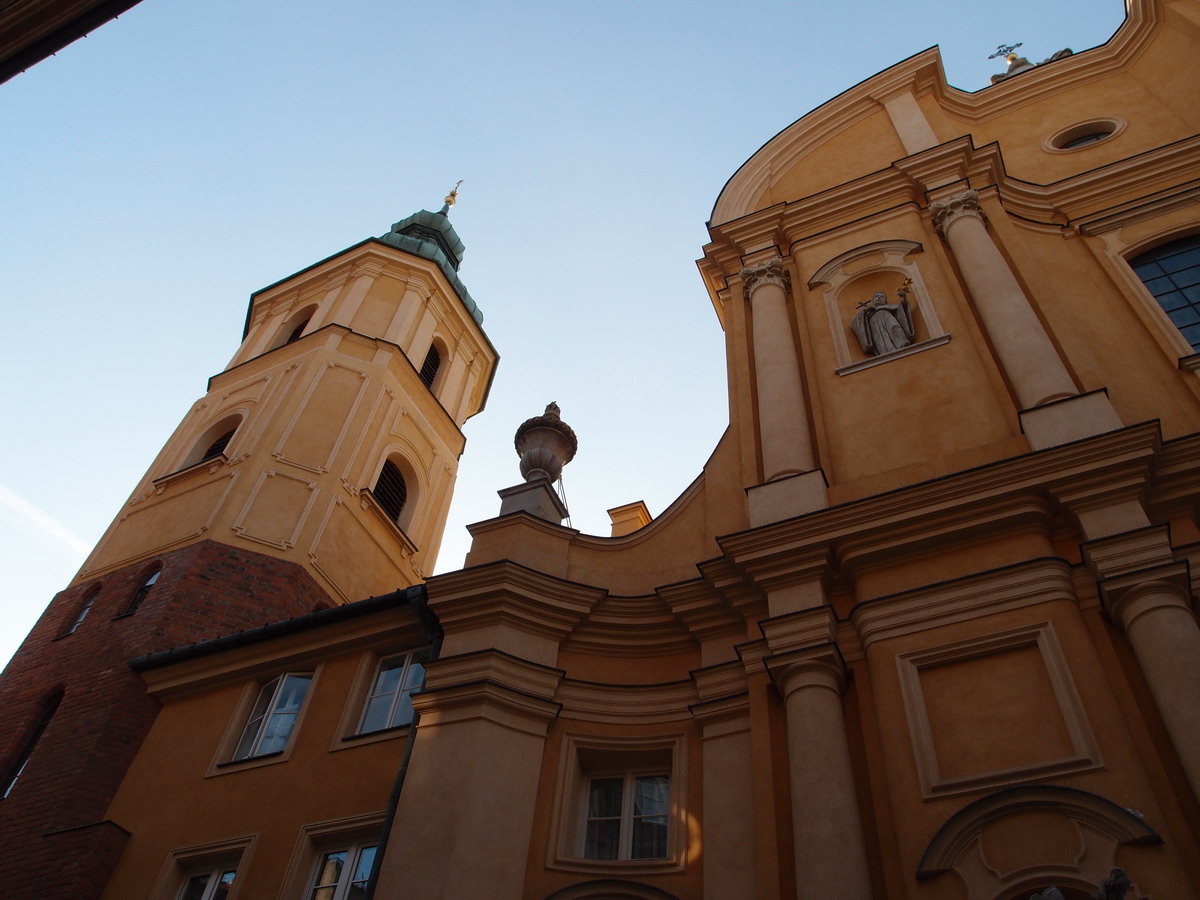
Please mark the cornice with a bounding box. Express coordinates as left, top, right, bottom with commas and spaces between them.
850, 557, 1076, 651
717, 422, 1162, 581
563, 593, 697, 657
711, 48, 944, 225
427, 559, 601, 643
555, 677, 698, 724
710, 0, 1162, 225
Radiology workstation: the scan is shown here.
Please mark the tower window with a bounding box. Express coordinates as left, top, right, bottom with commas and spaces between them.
373, 460, 408, 523
285, 317, 311, 345
66, 587, 100, 634
419, 344, 441, 389
3, 691, 62, 799
124, 567, 162, 615
200, 430, 236, 462
1130, 234, 1200, 350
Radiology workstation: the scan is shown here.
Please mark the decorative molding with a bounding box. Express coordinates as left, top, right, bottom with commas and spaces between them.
917, 784, 1160, 900
230, 469, 319, 550
896, 622, 1101, 799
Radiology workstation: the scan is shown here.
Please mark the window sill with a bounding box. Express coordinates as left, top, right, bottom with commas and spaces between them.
547, 856, 685, 877
360, 489, 419, 557
154, 453, 231, 487
330, 724, 412, 753
208, 750, 287, 777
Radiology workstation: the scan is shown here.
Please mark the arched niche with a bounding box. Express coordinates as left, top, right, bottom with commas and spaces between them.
807, 239, 948, 373
917, 784, 1160, 900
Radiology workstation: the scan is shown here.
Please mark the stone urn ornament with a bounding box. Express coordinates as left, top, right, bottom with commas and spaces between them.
514, 402, 578, 483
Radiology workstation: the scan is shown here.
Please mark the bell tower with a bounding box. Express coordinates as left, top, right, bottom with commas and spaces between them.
77, 188, 496, 602
0, 192, 496, 899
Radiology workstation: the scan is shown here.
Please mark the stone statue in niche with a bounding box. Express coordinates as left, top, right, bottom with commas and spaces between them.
850, 279, 915, 356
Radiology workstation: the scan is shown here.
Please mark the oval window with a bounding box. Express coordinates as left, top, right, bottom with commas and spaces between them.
1046, 118, 1123, 152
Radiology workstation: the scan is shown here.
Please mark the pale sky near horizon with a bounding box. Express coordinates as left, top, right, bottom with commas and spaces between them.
0, 0, 1130, 669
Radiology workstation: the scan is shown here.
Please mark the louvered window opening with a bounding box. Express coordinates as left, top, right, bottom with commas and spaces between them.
201, 430, 236, 462
375, 461, 408, 522
286, 318, 310, 345
419, 345, 441, 388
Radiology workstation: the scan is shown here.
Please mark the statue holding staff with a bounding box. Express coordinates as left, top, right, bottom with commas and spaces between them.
851, 279, 915, 356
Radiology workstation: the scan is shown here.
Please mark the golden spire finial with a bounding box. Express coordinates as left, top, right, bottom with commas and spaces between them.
444, 180, 463, 209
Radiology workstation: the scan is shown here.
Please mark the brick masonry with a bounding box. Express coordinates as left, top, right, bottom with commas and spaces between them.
0, 540, 333, 900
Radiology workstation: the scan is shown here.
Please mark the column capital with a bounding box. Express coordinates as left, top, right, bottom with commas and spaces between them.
1098, 560, 1192, 632
931, 188, 983, 237
764, 643, 846, 699
740, 256, 790, 298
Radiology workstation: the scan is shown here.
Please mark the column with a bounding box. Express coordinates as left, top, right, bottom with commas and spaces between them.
741, 257, 815, 481
768, 649, 872, 900
931, 189, 1077, 409
1102, 568, 1200, 799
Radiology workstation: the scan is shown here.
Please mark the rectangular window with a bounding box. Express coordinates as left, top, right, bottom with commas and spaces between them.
177, 867, 236, 900
584, 773, 670, 860
308, 843, 376, 900
233, 672, 312, 760
357, 651, 428, 734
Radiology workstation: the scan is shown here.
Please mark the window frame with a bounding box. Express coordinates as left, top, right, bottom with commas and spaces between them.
232, 671, 314, 761
65, 586, 101, 635
209, 668, 321, 775
277, 814, 383, 900
120, 565, 162, 616
582, 771, 671, 862
548, 733, 687, 875
355, 649, 429, 735
1128, 233, 1200, 353
2, 690, 62, 800
305, 840, 378, 900
149, 835, 254, 900
176, 866, 237, 900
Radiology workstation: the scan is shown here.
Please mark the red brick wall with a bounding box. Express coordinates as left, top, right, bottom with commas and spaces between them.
0, 541, 333, 900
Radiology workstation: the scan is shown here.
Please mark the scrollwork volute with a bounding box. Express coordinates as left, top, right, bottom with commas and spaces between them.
931, 189, 984, 237
740, 256, 790, 298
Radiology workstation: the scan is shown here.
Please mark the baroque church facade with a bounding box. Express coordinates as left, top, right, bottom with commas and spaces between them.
3, 1, 1200, 898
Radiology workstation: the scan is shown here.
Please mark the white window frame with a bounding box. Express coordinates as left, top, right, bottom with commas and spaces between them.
232, 671, 313, 761
548, 733, 687, 874
356, 650, 429, 734
582, 771, 671, 861
176, 866, 237, 900
306, 841, 378, 900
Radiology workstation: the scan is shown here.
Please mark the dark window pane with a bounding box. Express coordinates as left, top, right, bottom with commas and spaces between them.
1158, 290, 1189, 312
588, 777, 623, 818
179, 874, 210, 900
1160, 246, 1200, 273
632, 817, 669, 859
634, 775, 669, 816
1168, 306, 1200, 327
584, 819, 620, 860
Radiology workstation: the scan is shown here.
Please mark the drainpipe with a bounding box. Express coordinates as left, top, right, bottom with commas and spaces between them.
363, 584, 444, 899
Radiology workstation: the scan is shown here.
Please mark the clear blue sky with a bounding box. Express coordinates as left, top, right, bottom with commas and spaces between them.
0, 0, 1130, 668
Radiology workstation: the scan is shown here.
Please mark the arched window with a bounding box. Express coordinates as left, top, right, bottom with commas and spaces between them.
419, 343, 441, 389
66, 586, 100, 634
373, 460, 408, 524
182, 414, 243, 470
273, 305, 318, 350
2, 690, 62, 799
124, 566, 161, 615
1130, 234, 1200, 351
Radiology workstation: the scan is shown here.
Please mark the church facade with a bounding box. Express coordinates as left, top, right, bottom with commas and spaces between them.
3, 1, 1200, 898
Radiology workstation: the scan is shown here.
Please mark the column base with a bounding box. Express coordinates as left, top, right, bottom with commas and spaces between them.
1020, 390, 1124, 450
747, 469, 828, 528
